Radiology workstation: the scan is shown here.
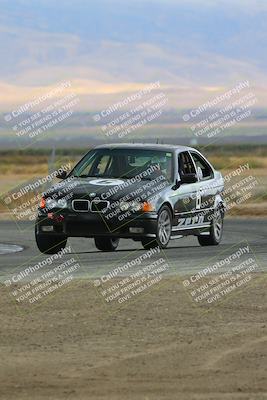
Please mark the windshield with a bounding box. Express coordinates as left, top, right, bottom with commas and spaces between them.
71, 148, 174, 182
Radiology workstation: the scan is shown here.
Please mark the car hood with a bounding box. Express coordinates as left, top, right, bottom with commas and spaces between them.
44, 176, 170, 202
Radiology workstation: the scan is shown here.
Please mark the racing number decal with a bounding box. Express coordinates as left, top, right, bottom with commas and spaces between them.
177, 215, 205, 227
88, 179, 124, 186
196, 190, 201, 210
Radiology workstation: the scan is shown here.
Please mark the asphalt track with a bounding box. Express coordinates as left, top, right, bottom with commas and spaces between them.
0, 218, 266, 284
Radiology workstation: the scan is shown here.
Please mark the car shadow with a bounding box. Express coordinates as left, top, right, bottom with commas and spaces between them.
68, 244, 203, 255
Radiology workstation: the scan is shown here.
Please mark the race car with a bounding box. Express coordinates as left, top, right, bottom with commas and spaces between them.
35, 143, 225, 253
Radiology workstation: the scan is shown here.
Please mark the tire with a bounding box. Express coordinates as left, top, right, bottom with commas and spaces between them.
35, 233, 67, 254
198, 208, 224, 246
94, 237, 120, 252
142, 205, 172, 250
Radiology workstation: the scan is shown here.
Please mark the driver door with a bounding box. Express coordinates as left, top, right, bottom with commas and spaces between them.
171, 151, 204, 231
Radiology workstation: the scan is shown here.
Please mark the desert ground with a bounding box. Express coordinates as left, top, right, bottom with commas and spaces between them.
0, 275, 267, 400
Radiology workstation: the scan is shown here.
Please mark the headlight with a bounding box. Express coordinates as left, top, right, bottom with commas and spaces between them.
130, 201, 142, 212
45, 198, 57, 210
45, 198, 68, 210
119, 201, 144, 212
57, 198, 68, 208
119, 201, 130, 211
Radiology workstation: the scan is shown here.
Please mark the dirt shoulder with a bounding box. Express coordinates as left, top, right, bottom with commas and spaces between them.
0, 276, 267, 400
228, 202, 267, 216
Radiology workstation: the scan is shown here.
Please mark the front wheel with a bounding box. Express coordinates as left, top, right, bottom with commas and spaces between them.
94, 237, 120, 252
35, 233, 67, 254
198, 208, 224, 246
142, 206, 172, 249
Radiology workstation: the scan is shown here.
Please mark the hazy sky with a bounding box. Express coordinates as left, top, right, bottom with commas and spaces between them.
0, 0, 266, 110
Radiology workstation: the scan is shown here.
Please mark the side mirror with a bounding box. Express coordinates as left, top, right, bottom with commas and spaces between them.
172, 179, 180, 190
56, 170, 68, 180
180, 173, 198, 184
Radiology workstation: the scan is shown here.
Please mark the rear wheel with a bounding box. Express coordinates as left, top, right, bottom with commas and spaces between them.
94, 237, 120, 252
198, 208, 224, 246
142, 206, 172, 249
35, 232, 67, 254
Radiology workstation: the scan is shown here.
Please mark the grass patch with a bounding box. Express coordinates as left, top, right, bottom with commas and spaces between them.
208, 156, 267, 170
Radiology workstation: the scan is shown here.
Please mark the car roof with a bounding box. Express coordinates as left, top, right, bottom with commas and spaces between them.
95, 143, 194, 152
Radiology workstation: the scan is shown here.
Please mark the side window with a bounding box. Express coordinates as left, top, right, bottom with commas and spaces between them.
178, 152, 196, 175
191, 152, 213, 180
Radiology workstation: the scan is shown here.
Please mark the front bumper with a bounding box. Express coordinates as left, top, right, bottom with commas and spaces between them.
36, 210, 158, 239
